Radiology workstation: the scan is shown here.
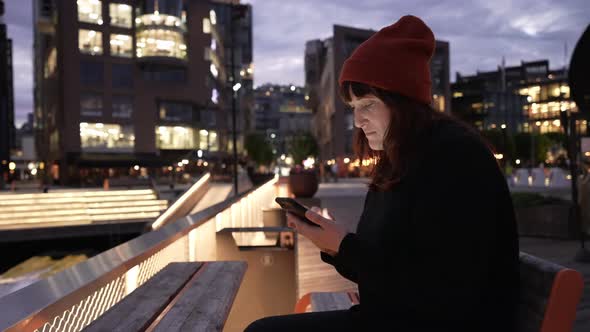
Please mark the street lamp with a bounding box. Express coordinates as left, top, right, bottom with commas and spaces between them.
228, 4, 248, 196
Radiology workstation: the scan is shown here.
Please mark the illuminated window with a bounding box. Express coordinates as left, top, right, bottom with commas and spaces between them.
80, 123, 134, 152
109, 3, 132, 28
80, 93, 103, 117
113, 96, 133, 119
110, 33, 133, 57
78, 0, 103, 25
156, 126, 196, 149
158, 101, 196, 122
203, 18, 211, 33
199, 129, 209, 150
79, 29, 103, 55
136, 13, 184, 29
44, 48, 57, 78
136, 29, 187, 60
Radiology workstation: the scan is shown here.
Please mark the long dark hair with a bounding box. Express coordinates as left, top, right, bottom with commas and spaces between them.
340, 81, 460, 191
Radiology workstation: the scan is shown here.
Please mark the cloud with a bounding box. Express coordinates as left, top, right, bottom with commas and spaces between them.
4, 0, 590, 123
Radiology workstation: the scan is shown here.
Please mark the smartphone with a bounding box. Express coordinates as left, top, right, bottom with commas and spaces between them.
274, 197, 320, 227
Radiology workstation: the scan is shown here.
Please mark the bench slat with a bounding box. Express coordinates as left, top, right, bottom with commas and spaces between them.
311, 292, 354, 312
84, 262, 202, 332
149, 261, 247, 332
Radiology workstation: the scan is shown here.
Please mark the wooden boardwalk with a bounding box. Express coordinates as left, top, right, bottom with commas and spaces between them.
295, 196, 363, 300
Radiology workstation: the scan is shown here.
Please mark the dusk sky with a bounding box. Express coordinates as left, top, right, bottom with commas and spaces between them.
4, 0, 590, 126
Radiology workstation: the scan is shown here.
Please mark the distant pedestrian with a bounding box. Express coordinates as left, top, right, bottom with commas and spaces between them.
331, 162, 339, 182
249, 15, 519, 332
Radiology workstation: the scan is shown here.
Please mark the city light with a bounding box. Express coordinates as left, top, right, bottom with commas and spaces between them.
233, 83, 242, 92
501, 124, 506, 129
516, 159, 521, 165
31, 169, 38, 176
8, 162, 16, 171
344, 157, 350, 164
270, 133, 276, 139
182, 159, 189, 165
494, 154, 504, 160
290, 85, 296, 91
177, 162, 183, 167
285, 157, 293, 165
27, 163, 35, 170
197, 150, 203, 158
305, 95, 310, 101
586, 152, 590, 157
203, 161, 208, 167
133, 165, 140, 171
280, 154, 286, 161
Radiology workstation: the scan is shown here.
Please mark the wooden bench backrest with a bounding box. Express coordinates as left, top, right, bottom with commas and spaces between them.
518, 252, 584, 332
84, 261, 246, 332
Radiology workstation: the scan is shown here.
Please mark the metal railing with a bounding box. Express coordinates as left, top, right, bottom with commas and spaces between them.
0, 175, 279, 332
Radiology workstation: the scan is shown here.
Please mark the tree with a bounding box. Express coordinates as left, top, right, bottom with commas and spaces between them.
244, 133, 274, 168
513, 132, 553, 166
289, 132, 318, 166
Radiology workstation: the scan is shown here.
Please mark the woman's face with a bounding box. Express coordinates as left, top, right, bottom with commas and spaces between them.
348, 88, 391, 151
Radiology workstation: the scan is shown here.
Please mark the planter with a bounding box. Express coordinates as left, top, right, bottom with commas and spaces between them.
288, 170, 319, 198
515, 204, 576, 239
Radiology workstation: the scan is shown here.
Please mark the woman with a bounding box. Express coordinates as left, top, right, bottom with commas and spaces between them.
246, 15, 519, 332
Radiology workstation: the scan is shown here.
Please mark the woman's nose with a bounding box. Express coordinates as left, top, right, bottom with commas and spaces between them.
353, 111, 366, 129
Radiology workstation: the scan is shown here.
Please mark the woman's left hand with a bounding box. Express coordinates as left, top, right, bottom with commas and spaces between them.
286, 206, 348, 256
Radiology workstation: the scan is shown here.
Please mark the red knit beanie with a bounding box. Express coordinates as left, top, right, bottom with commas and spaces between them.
339, 15, 435, 105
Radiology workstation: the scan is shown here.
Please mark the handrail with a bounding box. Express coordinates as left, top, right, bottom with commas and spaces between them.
0, 175, 278, 332
150, 172, 211, 230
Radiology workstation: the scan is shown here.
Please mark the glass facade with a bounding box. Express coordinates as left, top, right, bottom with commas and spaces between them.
80, 60, 104, 85
78, 0, 103, 25
136, 29, 187, 59
80, 123, 134, 151
158, 101, 197, 122
110, 33, 133, 57
112, 63, 133, 88
113, 96, 133, 118
197, 129, 221, 152
109, 3, 132, 28
79, 29, 103, 55
156, 126, 196, 149
80, 93, 103, 117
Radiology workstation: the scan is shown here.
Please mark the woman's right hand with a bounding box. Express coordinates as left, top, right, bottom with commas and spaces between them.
287, 206, 348, 256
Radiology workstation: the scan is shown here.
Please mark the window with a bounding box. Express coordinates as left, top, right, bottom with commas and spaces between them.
203, 18, 211, 33
112, 63, 133, 88
156, 126, 196, 149
80, 123, 134, 152
141, 64, 186, 82
136, 29, 187, 60
80, 60, 103, 85
110, 33, 133, 57
80, 93, 103, 117
79, 29, 103, 55
113, 96, 133, 118
159, 101, 197, 123
109, 3, 132, 28
78, 0, 103, 25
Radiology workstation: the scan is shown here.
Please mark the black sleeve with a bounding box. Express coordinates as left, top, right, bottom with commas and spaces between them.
320, 233, 360, 283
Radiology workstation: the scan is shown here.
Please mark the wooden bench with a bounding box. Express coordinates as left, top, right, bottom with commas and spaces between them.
295, 252, 584, 332
85, 261, 247, 332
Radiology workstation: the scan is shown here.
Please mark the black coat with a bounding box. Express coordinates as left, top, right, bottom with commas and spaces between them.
321, 119, 520, 331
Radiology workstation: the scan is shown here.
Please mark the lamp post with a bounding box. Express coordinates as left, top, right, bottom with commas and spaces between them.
228, 4, 247, 196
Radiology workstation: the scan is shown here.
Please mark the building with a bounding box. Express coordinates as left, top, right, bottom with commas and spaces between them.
0, 0, 16, 187
33, 0, 252, 185
452, 60, 585, 136
305, 25, 450, 162
253, 84, 312, 156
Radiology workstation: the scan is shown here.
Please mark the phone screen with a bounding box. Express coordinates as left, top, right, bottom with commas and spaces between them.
274, 197, 319, 227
